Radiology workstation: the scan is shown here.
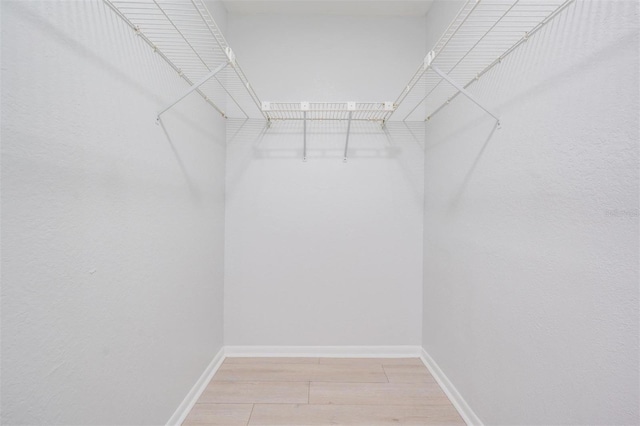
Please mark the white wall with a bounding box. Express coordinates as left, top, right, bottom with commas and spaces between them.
223, 13, 426, 346
1, 1, 227, 424
421, 1, 639, 424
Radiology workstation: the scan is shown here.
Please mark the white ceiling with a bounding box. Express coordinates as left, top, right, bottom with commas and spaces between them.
222, 1, 434, 17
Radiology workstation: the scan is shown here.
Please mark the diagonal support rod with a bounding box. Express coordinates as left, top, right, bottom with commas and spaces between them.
430, 64, 500, 124
303, 111, 307, 162
157, 61, 229, 120
343, 111, 352, 162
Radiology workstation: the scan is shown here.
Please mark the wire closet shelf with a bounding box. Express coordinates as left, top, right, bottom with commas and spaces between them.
391, 0, 575, 123
261, 102, 396, 122
104, 0, 574, 125
104, 0, 266, 120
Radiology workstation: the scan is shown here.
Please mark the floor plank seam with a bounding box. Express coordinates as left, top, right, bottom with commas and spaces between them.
247, 403, 255, 426
381, 364, 390, 383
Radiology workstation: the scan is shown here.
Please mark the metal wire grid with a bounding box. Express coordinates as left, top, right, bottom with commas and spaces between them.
392, 0, 574, 122
104, 0, 265, 119
105, 0, 574, 124
264, 102, 394, 122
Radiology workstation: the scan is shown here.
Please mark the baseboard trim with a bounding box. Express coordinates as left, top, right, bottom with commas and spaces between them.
224, 345, 422, 358
166, 347, 225, 426
420, 348, 483, 426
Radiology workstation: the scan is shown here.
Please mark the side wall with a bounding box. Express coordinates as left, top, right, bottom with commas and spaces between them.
421, 1, 639, 424
223, 14, 426, 346
1, 1, 227, 424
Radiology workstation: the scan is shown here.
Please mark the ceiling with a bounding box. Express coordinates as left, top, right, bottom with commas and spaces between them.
222, 1, 434, 17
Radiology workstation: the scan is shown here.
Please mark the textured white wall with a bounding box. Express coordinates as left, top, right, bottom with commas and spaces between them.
223, 14, 426, 346
1, 1, 227, 424
421, 1, 639, 424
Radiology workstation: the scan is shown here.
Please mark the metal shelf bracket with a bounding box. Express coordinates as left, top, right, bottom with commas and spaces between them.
343, 103, 355, 162
105, 0, 266, 121
157, 61, 229, 121
391, 0, 574, 123
303, 111, 307, 162
301, 102, 309, 162
429, 62, 500, 126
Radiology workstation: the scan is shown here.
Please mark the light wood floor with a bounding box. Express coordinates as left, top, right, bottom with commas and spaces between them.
182, 357, 465, 425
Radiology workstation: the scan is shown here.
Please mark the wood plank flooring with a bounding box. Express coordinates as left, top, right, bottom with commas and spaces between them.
182, 357, 464, 425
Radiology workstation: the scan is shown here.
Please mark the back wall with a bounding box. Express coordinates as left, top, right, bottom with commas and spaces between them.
223, 12, 426, 346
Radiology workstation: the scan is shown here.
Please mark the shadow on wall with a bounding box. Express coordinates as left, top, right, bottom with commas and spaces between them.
447, 119, 500, 214
6, 0, 168, 105
476, 0, 639, 108
226, 118, 425, 158
8, 0, 226, 144
225, 118, 426, 204
422, 0, 639, 213
157, 117, 202, 203
424, 0, 638, 143
6, 0, 229, 209
426, 0, 639, 142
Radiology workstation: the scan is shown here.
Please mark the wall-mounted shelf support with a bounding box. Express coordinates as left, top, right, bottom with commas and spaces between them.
262, 101, 394, 162
105, 0, 266, 120
429, 63, 500, 126
157, 61, 229, 121
303, 111, 307, 162
391, 0, 575, 123
343, 111, 353, 162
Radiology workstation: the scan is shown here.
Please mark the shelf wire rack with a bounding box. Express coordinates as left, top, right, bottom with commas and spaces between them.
104, 0, 266, 119
104, 0, 575, 160
262, 102, 395, 122
391, 0, 575, 122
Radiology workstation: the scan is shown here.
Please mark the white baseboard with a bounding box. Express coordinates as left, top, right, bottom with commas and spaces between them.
166, 347, 225, 426
420, 348, 483, 426
224, 345, 422, 358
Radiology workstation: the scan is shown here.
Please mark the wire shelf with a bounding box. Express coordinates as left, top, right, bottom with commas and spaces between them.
104, 0, 574, 127
104, 0, 266, 119
262, 102, 395, 122
392, 0, 575, 122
